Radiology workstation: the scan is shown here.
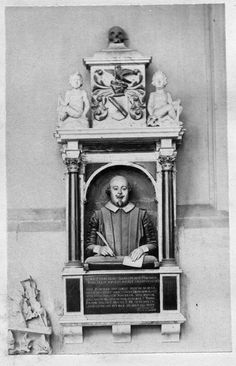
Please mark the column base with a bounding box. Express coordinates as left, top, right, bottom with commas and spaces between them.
161, 258, 176, 267
65, 260, 82, 267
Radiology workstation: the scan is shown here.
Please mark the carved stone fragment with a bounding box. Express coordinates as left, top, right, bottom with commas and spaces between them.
33, 335, 51, 354
8, 276, 52, 355
20, 276, 50, 327
8, 332, 33, 355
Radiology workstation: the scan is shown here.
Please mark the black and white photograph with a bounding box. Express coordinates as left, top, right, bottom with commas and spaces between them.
1, 1, 236, 365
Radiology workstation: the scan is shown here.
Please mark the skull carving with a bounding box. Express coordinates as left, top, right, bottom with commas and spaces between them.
108, 26, 127, 44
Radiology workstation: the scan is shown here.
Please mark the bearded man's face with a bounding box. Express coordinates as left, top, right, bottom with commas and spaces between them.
109, 176, 129, 207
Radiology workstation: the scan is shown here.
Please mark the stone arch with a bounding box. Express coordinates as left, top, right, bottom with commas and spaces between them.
84, 162, 158, 201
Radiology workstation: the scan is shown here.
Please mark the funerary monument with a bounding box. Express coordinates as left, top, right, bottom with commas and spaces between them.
54, 26, 185, 346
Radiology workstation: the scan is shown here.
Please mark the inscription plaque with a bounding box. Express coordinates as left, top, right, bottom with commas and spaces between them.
84, 274, 160, 314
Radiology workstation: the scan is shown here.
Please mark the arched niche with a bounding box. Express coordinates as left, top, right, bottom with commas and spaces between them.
84, 163, 159, 248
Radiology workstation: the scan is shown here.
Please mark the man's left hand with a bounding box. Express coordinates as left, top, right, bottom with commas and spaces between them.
129, 246, 148, 262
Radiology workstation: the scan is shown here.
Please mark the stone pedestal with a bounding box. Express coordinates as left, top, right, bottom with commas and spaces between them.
60, 265, 185, 344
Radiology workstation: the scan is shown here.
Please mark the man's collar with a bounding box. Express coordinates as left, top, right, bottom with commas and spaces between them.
105, 201, 135, 213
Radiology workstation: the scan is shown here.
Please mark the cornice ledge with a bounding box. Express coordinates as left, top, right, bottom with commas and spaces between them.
54, 126, 185, 144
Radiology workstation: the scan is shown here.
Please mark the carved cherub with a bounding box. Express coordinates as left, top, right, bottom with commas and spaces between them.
57, 72, 90, 128
147, 70, 183, 127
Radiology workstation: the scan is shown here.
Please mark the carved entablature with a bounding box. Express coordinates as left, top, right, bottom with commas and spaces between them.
83, 29, 151, 129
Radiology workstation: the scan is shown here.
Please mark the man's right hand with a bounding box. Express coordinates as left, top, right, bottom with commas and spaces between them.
93, 245, 115, 257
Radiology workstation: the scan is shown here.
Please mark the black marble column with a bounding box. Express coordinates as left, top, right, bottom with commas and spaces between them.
65, 159, 81, 266
159, 154, 176, 266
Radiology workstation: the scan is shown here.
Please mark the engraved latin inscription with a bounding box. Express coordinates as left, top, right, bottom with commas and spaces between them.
84, 274, 160, 314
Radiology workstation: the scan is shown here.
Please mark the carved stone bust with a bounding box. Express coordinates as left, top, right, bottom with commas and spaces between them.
85, 175, 158, 267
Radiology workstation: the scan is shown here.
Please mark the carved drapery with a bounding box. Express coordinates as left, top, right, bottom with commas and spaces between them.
159, 154, 176, 265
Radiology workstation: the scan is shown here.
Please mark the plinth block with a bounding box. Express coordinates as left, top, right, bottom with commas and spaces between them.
63, 325, 83, 344
161, 323, 180, 342
112, 324, 131, 343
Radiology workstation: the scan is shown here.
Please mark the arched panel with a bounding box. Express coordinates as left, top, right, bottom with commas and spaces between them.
84, 162, 158, 200
83, 163, 159, 249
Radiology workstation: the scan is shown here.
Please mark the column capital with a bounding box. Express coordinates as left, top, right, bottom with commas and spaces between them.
159, 153, 176, 171
65, 158, 80, 173
64, 152, 87, 173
